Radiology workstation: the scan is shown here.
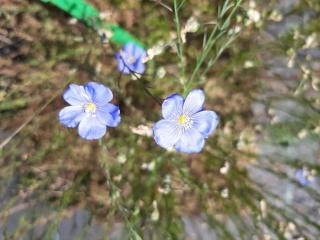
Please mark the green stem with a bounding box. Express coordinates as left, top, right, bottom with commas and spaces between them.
173, 0, 186, 92
184, 0, 242, 95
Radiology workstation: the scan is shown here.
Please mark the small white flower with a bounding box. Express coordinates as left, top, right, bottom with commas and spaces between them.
298, 129, 308, 139
181, 17, 200, 43
141, 161, 155, 171
158, 186, 170, 194
99, 11, 111, 20
130, 124, 153, 137
303, 33, 318, 48
145, 42, 166, 61
156, 67, 167, 79
117, 154, 127, 164
249, 0, 256, 8
184, 17, 200, 33
68, 18, 78, 25
244, 60, 254, 68
247, 9, 261, 23
219, 162, 230, 175
230, 25, 242, 35
313, 126, 320, 134
269, 10, 283, 22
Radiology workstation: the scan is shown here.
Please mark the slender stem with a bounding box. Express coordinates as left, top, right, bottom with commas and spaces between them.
173, 0, 186, 91
184, 0, 242, 95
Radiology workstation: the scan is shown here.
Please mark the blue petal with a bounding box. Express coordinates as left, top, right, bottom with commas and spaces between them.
63, 84, 89, 105
116, 53, 130, 74
183, 89, 205, 115
192, 110, 219, 137
295, 170, 309, 186
153, 120, 181, 149
133, 46, 146, 59
175, 128, 205, 154
84, 82, 113, 106
162, 93, 184, 119
58, 105, 84, 128
96, 103, 121, 127
78, 116, 107, 140
133, 61, 145, 74
123, 42, 136, 54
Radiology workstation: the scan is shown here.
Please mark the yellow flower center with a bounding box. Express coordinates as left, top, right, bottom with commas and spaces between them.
178, 115, 188, 125
85, 102, 96, 112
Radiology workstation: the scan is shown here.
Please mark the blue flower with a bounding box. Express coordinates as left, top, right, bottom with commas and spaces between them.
153, 89, 219, 154
295, 169, 315, 186
115, 42, 146, 74
58, 82, 121, 140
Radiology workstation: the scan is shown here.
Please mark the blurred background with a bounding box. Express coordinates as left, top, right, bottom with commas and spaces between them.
0, 0, 320, 239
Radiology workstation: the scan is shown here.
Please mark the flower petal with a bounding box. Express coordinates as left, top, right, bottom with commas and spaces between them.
162, 93, 184, 119
133, 46, 146, 59
192, 110, 219, 137
175, 128, 205, 154
183, 89, 205, 115
116, 53, 131, 74
295, 170, 309, 186
133, 61, 145, 74
84, 82, 113, 106
58, 105, 84, 128
96, 103, 121, 127
123, 42, 136, 54
78, 116, 107, 140
63, 84, 89, 106
153, 120, 181, 149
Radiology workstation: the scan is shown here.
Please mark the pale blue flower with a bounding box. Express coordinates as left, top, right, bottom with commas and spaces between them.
295, 169, 315, 186
115, 42, 146, 74
153, 89, 219, 154
58, 82, 121, 140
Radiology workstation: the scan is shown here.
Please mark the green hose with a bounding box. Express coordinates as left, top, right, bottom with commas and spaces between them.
41, 0, 143, 47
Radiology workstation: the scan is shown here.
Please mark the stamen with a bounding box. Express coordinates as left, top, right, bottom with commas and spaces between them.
177, 114, 193, 129
127, 55, 136, 64
84, 102, 97, 114
178, 115, 187, 125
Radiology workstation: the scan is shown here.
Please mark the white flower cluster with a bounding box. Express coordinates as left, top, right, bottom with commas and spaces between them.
180, 16, 200, 43
246, 1, 261, 26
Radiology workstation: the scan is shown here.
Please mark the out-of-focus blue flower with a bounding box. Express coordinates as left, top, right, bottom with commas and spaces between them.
295, 169, 315, 186
153, 89, 219, 154
58, 82, 121, 140
115, 42, 146, 74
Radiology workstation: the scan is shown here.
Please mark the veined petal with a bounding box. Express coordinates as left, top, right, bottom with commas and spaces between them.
175, 128, 205, 154
183, 89, 205, 115
63, 84, 89, 106
192, 110, 219, 137
153, 120, 181, 149
78, 116, 106, 140
162, 93, 184, 119
133, 46, 146, 59
123, 42, 136, 54
96, 103, 121, 127
84, 82, 113, 106
133, 61, 145, 74
58, 105, 84, 128
116, 53, 130, 74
